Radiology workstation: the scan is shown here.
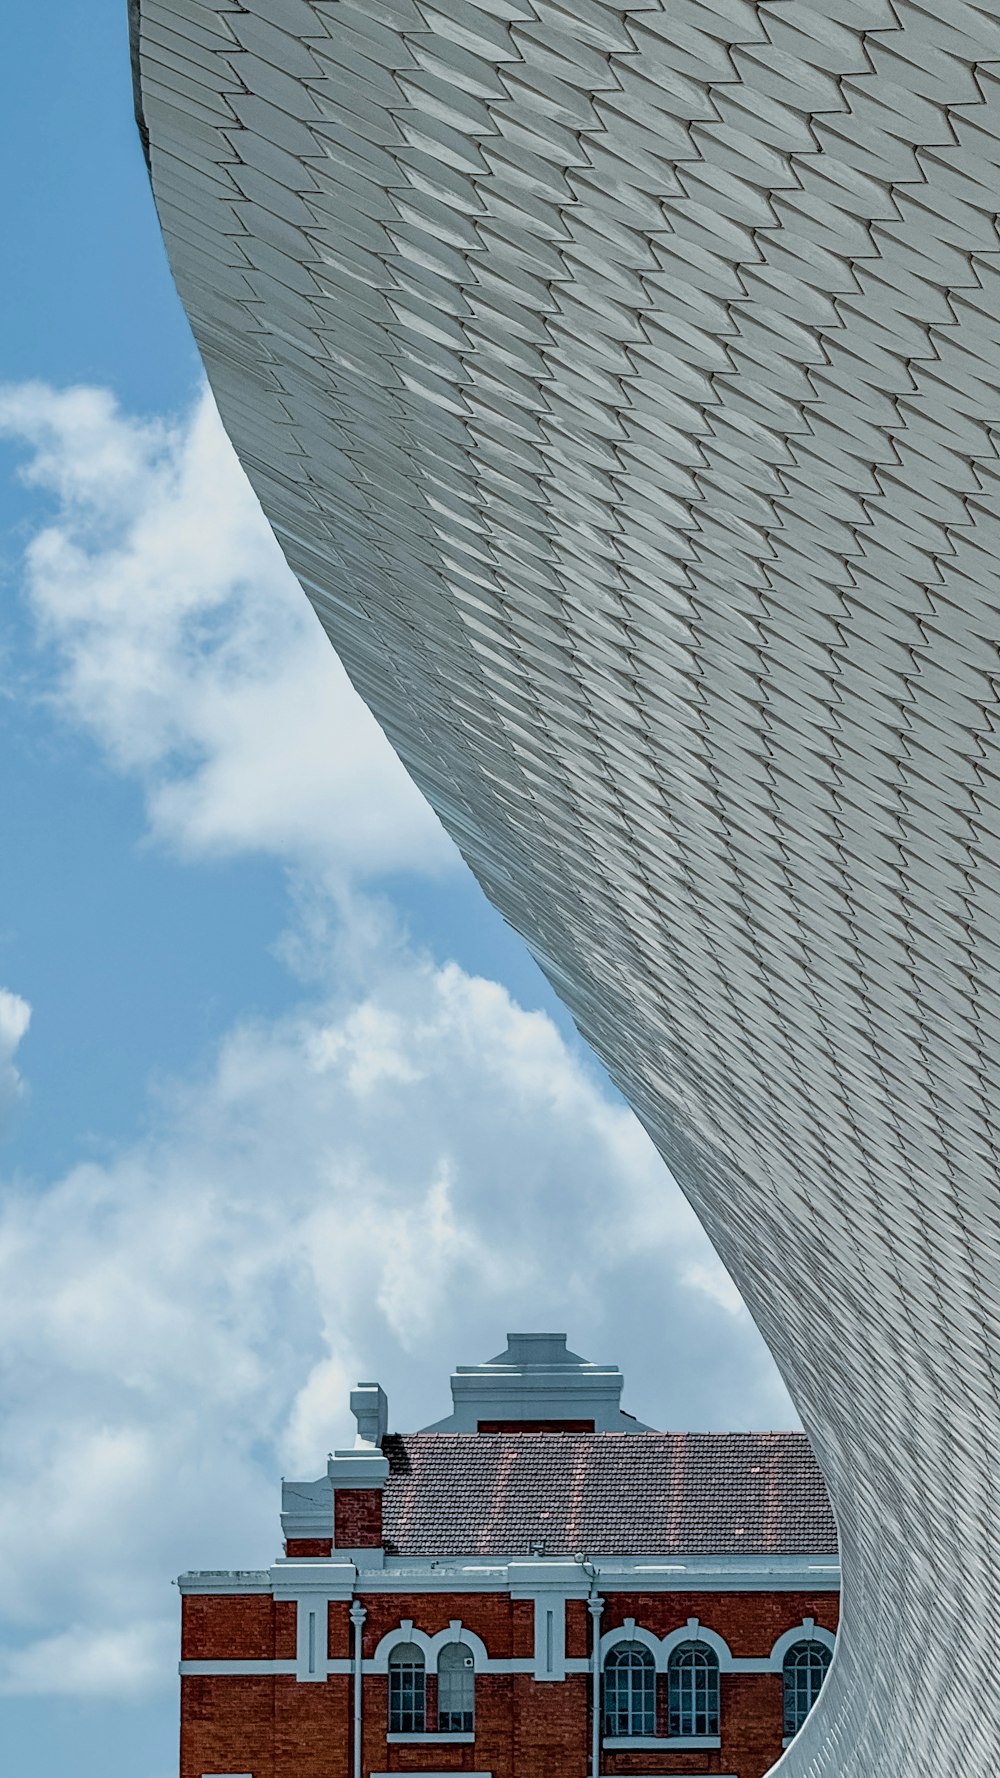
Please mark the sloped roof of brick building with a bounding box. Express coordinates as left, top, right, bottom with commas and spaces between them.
381, 1432, 837, 1559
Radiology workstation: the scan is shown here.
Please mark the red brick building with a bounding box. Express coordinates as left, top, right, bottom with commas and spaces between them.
179, 1335, 839, 1778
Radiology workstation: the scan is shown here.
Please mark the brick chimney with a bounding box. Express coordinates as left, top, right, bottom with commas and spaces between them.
281, 1381, 389, 1561
330, 1381, 389, 1559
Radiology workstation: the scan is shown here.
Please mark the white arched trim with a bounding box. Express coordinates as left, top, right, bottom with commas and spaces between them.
371, 1620, 433, 1672
600, 1619, 663, 1667
428, 1622, 490, 1673
370, 1619, 492, 1672
768, 1619, 837, 1672
662, 1618, 735, 1673
600, 1618, 737, 1672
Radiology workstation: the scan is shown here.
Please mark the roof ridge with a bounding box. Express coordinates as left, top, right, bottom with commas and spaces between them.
390, 1427, 811, 1439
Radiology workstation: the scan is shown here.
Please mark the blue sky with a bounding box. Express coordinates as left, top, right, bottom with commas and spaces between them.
0, 6, 792, 1776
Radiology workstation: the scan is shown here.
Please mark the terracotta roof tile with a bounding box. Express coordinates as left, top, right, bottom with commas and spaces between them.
380, 1432, 836, 1559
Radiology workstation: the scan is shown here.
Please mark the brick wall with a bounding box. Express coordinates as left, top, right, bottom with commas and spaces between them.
275, 1675, 349, 1778
514, 1671, 589, 1775
361, 1591, 517, 1660
721, 1673, 786, 1778
329, 1599, 352, 1661
335, 1489, 383, 1549
181, 1675, 277, 1778
566, 1598, 589, 1660
182, 1675, 354, 1778
182, 1594, 286, 1662
180, 1586, 839, 1778
601, 1589, 840, 1647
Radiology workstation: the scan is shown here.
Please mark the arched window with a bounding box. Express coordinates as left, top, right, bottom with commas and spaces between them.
438, 1642, 475, 1732
388, 1642, 425, 1733
603, 1640, 656, 1737
783, 1640, 831, 1738
667, 1641, 720, 1738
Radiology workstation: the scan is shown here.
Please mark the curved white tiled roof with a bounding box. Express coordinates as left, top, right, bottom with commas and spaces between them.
133, 3, 1000, 1771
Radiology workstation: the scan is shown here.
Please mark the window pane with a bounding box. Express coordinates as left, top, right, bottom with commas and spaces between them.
389, 1642, 426, 1733
783, 1641, 832, 1737
667, 1642, 719, 1738
438, 1643, 474, 1732
603, 1641, 655, 1737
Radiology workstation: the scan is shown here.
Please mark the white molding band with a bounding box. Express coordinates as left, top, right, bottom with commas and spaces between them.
179, 1616, 837, 1681
181, 1661, 297, 1678
181, 1656, 552, 1679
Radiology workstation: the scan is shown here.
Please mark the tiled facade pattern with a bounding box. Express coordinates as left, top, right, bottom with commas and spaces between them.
132, 3, 1000, 1772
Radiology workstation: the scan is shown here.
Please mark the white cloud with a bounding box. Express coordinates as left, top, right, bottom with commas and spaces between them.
0, 929, 791, 1699
0, 384, 792, 1706
0, 989, 30, 1130
0, 381, 452, 884
0, 1620, 175, 1700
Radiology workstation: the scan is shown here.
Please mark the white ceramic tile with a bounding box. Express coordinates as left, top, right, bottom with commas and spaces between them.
135, 4, 1000, 1770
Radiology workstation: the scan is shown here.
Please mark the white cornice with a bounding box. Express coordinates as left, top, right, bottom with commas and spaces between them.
327, 1449, 389, 1490
177, 1555, 840, 1597
507, 1557, 591, 1599
361, 1555, 839, 1593
597, 1558, 841, 1594
177, 1571, 271, 1595
271, 1560, 357, 1601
